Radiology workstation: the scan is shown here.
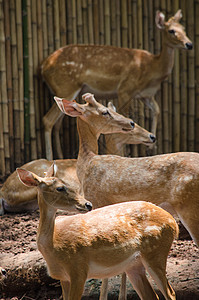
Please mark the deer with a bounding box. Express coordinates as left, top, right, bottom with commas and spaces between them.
55, 93, 199, 251
41, 9, 192, 160
0, 102, 155, 215
17, 164, 178, 300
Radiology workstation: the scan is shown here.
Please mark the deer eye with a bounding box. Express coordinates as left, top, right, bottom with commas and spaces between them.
102, 110, 110, 116
56, 186, 67, 192
168, 29, 175, 34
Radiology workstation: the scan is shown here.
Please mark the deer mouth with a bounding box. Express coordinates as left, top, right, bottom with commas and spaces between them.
122, 128, 133, 132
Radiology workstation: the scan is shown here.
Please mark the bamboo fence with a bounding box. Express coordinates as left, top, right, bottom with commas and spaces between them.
0, 0, 198, 177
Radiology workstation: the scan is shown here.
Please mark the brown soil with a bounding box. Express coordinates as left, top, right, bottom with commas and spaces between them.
0, 210, 199, 300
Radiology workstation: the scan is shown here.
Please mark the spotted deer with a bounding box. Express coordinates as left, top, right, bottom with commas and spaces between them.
17, 164, 178, 300
41, 9, 192, 159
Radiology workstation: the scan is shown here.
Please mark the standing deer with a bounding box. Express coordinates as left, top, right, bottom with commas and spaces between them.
17, 164, 178, 300
55, 93, 199, 250
0, 102, 154, 215
41, 9, 192, 160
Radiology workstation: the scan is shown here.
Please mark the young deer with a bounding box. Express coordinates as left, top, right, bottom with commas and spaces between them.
17, 165, 178, 300
0, 103, 154, 215
41, 9, 192, 159
55, 93, 199, 250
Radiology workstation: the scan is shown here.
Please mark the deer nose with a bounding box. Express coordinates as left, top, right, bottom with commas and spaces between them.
150, 134, 156, 143
85, 202, 92, 211
130, 121, 135, 129
1, 269, 6, 276
185, 42, 193, 50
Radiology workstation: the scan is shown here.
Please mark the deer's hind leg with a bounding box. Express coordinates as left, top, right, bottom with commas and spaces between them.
126, 259, 159, 300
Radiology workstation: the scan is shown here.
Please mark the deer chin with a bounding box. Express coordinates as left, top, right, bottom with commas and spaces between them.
75, 205, 90, 213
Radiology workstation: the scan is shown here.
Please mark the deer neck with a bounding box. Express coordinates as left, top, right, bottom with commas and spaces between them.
76, 118, 99, 180
156, 32, 175, 78
37, 190, 56, 250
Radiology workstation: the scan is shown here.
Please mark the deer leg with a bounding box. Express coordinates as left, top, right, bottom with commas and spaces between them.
126, 260, 158, 300
43, 102, 64, 160
68, 274, 87, 300
141, 256, 175, 300
99, 278, 109, 300
54, 113, 65, 159
60, 280, 70, 300
118, 273, 127, 300
175, 205, 199, 247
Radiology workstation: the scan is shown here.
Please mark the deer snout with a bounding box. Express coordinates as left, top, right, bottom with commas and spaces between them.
150, 134, 156, 143
85, 202, 93, 211
185, 42, 193, 50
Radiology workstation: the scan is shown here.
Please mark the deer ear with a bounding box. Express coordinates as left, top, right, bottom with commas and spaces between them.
44, 162, 57, 178
54, 96, 85, 117
173, 9, 182, 22
108, 102, 116, 112
155, 10, 165, 29
17, 168, 41, 187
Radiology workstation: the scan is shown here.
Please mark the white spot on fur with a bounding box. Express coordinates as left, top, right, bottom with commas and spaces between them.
144, 225, 161, 233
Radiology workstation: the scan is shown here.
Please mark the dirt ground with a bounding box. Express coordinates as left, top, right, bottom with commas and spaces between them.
0, 209, 199, 300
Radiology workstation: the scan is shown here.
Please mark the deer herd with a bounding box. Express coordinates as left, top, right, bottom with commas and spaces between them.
0, 9, 196, 300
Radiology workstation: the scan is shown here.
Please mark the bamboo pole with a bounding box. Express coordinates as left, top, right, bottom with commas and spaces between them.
166, 0, 172, 153
22, 0, 30, 162
179, 0, 188, 152
47, 0, 54, 53
71, 0, 77, 44
111, 0, 117, 46
160, 0, 170, 154
4, 0, 14, 172
77, 0, 83, 44
10, 0, 21, 167
59, 0, 67, 46
142, 0, 150, 151
137, 0, 146, 157
0, 0, 6, 175
28, 0, 37, 160
16, 0, 24, 162
127, 0, 132, 48
99, 0, 104, 44
195, 0, 199, 152
93, 0, 99, 44
153, 0, 162, 155
88, 0, 94, 44
121, 0, 128, 47
36, 0, 43, 158
82, 0, 88, 44
116, 0, 121, 46
104, 0, 110, 45
53, 0, 60, 49
172, 0, 180, 153
187, 0, 195, 151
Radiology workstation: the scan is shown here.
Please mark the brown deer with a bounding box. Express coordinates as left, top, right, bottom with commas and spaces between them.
41, 9, 192, 160
55, 93, 199, 250
17, 164, 178, 300
0, 102, 154, 215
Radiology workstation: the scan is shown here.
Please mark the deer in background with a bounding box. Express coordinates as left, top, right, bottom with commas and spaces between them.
41, 9, 192, 160
17, 164, 178, 300
0, 102, 155, 215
